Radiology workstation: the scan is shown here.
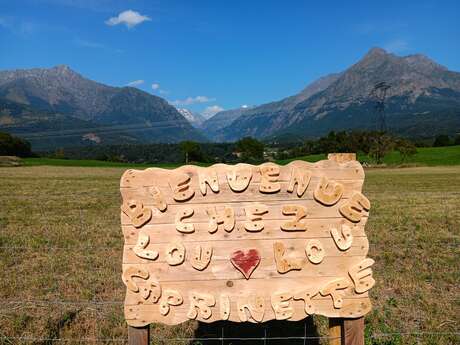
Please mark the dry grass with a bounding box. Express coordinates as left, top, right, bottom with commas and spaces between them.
0, 165, 458, 344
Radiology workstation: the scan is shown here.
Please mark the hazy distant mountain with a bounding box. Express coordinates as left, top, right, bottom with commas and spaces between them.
177, 108, 206, 127
200, 106, 254, 140
0, 65, 205, 149
217, 48, 460, 141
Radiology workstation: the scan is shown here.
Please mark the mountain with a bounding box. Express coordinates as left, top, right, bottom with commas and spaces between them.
0, 65, 205, 149
0, 98, 141, 149
200, 106, 254, 140
217, 48, 460, 141
177, 108, 206, 128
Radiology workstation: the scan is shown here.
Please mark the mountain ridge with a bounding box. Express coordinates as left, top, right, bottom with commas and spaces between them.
215, 47, 460, 141
0, 65, 206, 148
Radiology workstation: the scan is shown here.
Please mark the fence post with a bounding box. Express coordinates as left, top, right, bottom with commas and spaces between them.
342, 317, 364, 345
329, 318, 342, 345
329, 317, 364, 345
128, 325, 149, 345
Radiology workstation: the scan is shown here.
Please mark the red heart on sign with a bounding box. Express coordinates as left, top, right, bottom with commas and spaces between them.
230, 249, 261, 279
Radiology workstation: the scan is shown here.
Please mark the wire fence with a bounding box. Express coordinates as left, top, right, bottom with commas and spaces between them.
1, 170, 459, 345
0, 332, 459, 344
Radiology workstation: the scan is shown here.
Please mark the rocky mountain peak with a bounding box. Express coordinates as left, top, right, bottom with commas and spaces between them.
364, 47, 388, 58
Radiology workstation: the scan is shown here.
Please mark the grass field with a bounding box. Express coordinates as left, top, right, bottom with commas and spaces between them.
21, 145, 460, 169
0, 164, 459, 344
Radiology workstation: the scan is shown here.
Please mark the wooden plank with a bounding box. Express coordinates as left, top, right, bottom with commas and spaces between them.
122, 237, 369, 263
120, 199, 370, 225
123, 278, 369, 305
124, 297, 371, 326
122, 219, 368, 244
121, 179, 364, 206
128, 325, 149, 345
120, 160, 365, 189
121, 255, 366, 282
343, 317, 365, 345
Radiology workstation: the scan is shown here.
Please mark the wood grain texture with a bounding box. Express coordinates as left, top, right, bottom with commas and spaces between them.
343, 317, 365, 345
120, 160, 375, 326
128, 325, 149, 345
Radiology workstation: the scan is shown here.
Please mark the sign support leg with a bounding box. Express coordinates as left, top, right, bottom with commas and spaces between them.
128, 325, 150, 345
329, 317, 364, 345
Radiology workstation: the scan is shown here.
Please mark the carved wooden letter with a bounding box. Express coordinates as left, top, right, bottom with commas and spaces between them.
220, 295, 230, 320
122, 267, 149, 293
339, 192, 371, 222
237, 295, 265, 322
281, 205, 308, 231
133, 231, 159, 260
293, 288, 319, 315
349, 258, 375, 293
159, 290, 183, 316
226, 166, 252, 192
259, 163, 281, 193
206, 207, 235, 233
189, 293, 215, 320
305, 239, 325, 264
319, 278, 350, 309
244, 204, 268, 232
330, 224, 353, 250
187, 292, 216, 320
169, 173, 195, 201
287, 167, 311, 197
121, 200, 152, 228
148, 186, 167, 212
198, 170, 219, 195
165, 241, 186, 266
271, 292, 293, 320
140, 277, 162, 301
273, 242, 303, 273
175, 207, 195, 234
190, 245, 213, 271
175, 207, 195, 233
313, 176, 344, 206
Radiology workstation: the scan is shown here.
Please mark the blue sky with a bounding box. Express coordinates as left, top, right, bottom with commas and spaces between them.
0, 0, 459, 116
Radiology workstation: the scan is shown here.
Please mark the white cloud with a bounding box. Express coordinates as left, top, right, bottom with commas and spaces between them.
127, 80, 144, 87
241, 104, 249, 108
105, 10, 151, 29
171, 96, 216, 106
383, 39, 409, 54
201, 105, 224, 119
151, 83, 160, 90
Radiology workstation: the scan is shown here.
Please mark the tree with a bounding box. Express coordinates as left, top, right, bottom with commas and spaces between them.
179, 141, 202, 163
454, 135, 460, 146
235, 137, 264, 163
433, 134, 451, 147
368, 132, 395, 164
0, 132, 32, 157
395, 138, 417, 162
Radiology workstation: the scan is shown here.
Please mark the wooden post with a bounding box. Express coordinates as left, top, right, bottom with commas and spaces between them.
128, 325, 149, 345
328, 318, 342, 345
342, 317, 364, 345
329, 317, 364, 345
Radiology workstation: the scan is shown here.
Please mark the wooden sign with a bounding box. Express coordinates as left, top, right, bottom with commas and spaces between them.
120, 159, 374, 326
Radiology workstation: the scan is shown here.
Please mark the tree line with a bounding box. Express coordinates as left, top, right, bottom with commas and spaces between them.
1, 130, 459, 164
